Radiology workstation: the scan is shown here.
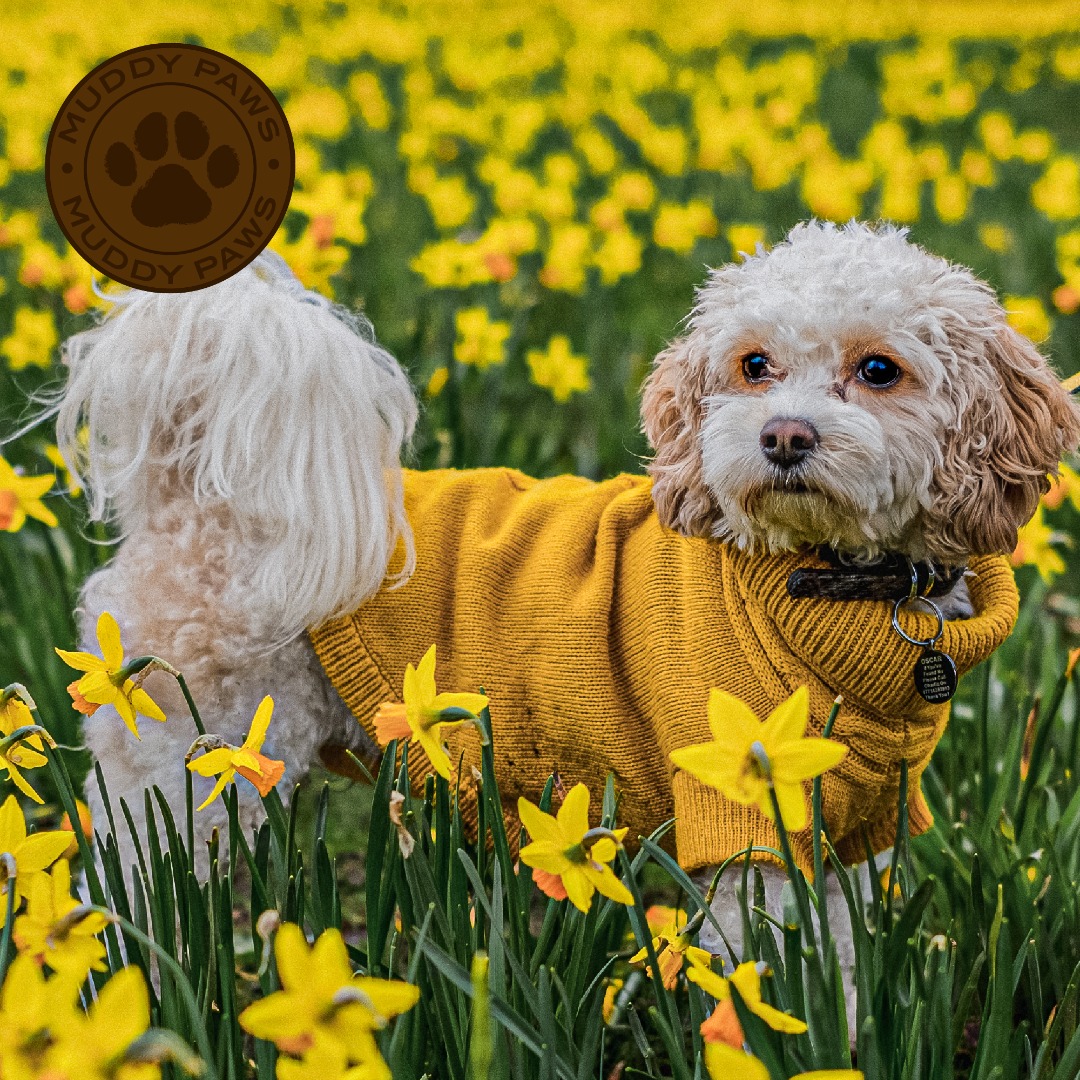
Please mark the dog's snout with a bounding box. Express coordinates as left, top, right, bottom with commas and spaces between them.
759, 417, 819, 468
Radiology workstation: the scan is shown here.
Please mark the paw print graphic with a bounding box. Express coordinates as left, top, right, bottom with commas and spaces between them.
104, 111, 241, 227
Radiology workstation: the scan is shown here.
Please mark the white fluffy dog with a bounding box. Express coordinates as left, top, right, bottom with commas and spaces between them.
48, 221, 1079, 1025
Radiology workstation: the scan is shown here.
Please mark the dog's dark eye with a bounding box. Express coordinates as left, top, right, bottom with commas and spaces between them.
742, 353, 770, 382
857, 355, 901, 387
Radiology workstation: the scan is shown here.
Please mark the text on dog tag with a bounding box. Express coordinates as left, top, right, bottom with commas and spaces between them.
914, 648, 957, 704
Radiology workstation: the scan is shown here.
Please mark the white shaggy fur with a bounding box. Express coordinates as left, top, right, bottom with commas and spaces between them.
41, 221, 1080, 1037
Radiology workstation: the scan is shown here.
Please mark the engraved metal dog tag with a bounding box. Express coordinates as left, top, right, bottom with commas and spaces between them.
914, 648, 957, 704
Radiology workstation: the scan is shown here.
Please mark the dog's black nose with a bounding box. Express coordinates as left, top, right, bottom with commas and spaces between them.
759, 417, 819, 468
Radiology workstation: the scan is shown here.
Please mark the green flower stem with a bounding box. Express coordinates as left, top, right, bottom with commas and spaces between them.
617, 847, 690, 1080
174, 672, 207, 739
92, 907, 217, 1080
0, 853, 17, 983
42, 740, 124, 973
1017, 659, 1075, 834
812, 696, 843, 953
767, 784, 817, 950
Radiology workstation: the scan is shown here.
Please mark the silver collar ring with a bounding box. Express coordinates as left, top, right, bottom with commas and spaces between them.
892, 594, 945, 648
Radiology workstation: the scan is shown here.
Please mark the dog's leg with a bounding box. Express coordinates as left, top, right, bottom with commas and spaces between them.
77, 525, 363, 886
696, 853, 888, 1045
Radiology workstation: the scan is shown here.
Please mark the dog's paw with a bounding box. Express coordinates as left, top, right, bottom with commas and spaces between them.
104, 110, 240, 227
937, 575, 974, 620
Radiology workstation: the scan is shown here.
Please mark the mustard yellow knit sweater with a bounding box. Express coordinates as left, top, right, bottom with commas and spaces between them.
309, 468, 1018, 872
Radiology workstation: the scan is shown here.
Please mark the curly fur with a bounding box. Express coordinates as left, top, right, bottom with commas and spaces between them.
642, 221, 1080, 562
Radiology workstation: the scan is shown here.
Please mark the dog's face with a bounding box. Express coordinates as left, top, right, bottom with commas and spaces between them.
642, 221, 1080, 564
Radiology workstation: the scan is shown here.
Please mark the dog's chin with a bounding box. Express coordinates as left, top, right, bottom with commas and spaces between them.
730, 482, 894, 558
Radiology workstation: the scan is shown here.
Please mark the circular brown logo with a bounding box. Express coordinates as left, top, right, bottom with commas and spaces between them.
46, 43, 294, 293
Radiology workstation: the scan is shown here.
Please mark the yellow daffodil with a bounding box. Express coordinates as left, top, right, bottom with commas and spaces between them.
55, 612, 166, 739
1011, 505, 1067, 583
239, 923, 419, 1067
602, 978, 624, 1024
1043, 462, 1080, 512
453, 306, 511, 369
0, 684, 46, 803
689, 957, 807, 1046
629, 907, 711, 989
526, 336, 591, 401
704, 1044, 865, 1080
0, 953, 84, 1078
670, 686, 846, 832
48, 965, 161, 1080
0, 793, 72, 927
0, 454, 57, 531
372, 644, 488, 781
704, 1045, 770, 1080
517, 783, 633, 913
14, 858, 109, 978
187, 696, 286, 811
276, 1035, 387, 1080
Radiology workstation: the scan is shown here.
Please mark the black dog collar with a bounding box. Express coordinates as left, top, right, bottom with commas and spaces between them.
786, 547, 966, 602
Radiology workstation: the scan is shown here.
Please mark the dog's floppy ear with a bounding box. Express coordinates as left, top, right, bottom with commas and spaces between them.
926, 320, 1080, 560
641, 333, 718, 536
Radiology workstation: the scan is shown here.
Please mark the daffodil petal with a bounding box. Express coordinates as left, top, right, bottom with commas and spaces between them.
706, 688, 763, 743
354, 977, 421, 1018
416, 728, 453, 780
669, 741, 741, 789
238, 991, 313, 1043
750, 998, 808, 1034
232, 749, 262, 773
188, 748, 236, 776
562, 867, 594, 913
772, 781, 808, 832
415, 644, 438, 702
761, 685, 811, 748
17, 831, 72, 873
96, 612, 125, 670
556, 783, 591, 839
130, 687, 166, 723
6, 763, 43, 804
273, 922, 312, 991
704, 1044, 770, 1080
195, 772, 232, 812
53, 648, 107, 673
0, 794, 27, 849
587, 863, 633, 906
517, 798, 563, 845
769, 738, 848, 783
246, 696, 275, 751
518, 843, 571, 875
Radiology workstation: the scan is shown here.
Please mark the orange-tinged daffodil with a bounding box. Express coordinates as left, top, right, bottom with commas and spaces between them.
670, 686, 846, 832
239, 923, 419, 1065
13, 858, 109, 978
0, 685, 46, 803
0, 454, 57, 531
689, 957, 807, 1046
517, 783, 633, 913
55, 612, 166, 738
187, 696, 286, 811
373, 644, 488, 781
0, 794, 72, 928
629, 907, 711, 989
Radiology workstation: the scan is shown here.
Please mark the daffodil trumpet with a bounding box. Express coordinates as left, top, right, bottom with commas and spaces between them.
571, 826, 624, 864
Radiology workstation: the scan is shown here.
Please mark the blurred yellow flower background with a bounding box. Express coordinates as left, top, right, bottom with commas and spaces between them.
1, 0, 1079, 577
